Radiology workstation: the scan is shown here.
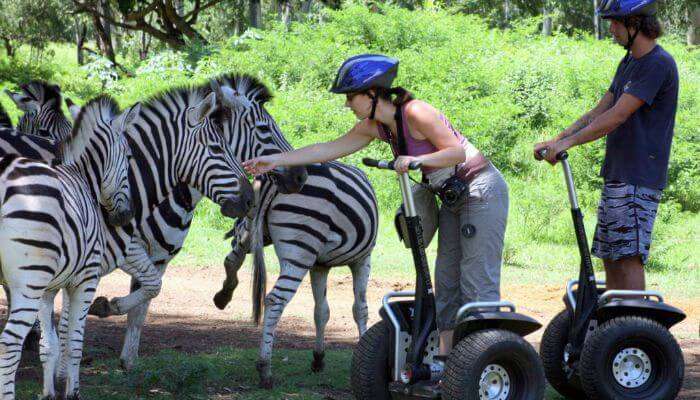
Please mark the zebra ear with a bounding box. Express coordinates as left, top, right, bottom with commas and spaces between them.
111, 103, 142, 133
5, 89, 34, 112
187, 92, 218, 125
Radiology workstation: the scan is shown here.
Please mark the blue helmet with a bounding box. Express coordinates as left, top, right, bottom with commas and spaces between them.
596, 0, 657, 19
330, 54, 399, 94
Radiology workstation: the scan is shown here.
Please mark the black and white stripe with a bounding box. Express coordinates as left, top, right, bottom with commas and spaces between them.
217, 161, 378, 385
0, 96, 135, 400
81, 87, 256, 370
5, 81, 72, 142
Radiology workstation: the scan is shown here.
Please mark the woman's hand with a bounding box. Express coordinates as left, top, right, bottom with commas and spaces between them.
242, 154, 280, 176
394, 155, 421, 173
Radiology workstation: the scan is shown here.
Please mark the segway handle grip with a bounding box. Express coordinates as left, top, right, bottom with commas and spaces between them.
537, 148, 569, 161
362, 158, 421, 170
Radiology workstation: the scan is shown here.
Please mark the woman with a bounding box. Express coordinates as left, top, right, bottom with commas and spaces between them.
243, 54, 509, 356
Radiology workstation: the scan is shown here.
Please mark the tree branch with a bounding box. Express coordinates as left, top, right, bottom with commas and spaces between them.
185, 0, 227, 22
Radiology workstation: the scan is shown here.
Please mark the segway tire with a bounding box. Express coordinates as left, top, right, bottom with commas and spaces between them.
350, 320, 392, 400
580, 316, 684, 400
540, 309, 586, 399
442, 329, 544, 400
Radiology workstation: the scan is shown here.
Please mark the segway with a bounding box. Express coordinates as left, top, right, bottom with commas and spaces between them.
538, 150, 686, 399
351, 158, 545, 400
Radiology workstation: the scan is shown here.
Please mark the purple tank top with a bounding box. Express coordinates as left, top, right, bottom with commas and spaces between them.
377, 101, 487, 178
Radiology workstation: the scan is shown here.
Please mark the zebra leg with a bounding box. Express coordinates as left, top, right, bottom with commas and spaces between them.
310, 267, 330, 373
119, 277, 152, 371
349, 254, 371, 337
120, 259, 167, 371
213, 244, 247, 310
56, 290, 70, 381
89, 239, 161, 317
2, 286, 40, 353
257, 262, 311, 389
0, 286, 42, 400
60, 277, 99, 400
38, 290, 60, 399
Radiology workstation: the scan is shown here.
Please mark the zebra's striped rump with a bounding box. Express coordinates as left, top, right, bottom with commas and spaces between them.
0, 95, 135, 399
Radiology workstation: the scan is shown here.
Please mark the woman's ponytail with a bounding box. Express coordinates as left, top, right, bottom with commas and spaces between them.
375, 86, 414, 107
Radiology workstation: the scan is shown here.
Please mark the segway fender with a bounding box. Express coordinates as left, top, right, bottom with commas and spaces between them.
453, 312, 542, 343
379, 300, 415, 332
596, 299, 686, 329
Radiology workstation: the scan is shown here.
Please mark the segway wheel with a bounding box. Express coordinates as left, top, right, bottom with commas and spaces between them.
350, 320, 392, 400
442, 329, 544, 400
540, 309, 586, 399
580, 316, 684, 400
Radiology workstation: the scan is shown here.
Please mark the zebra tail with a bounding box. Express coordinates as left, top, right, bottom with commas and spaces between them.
251, 178, 266, 325
251, 235, 266, 325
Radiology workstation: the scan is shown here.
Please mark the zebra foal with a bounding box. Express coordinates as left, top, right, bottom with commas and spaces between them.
0, 96, 136, 400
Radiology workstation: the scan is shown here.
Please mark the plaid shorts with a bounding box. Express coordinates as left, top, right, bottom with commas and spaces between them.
591, 181, 662, 265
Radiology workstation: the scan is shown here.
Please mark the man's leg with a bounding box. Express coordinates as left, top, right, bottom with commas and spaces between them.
604, 256, 645, 290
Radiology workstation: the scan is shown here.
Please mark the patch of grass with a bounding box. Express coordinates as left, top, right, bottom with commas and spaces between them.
15, 347, 585, 399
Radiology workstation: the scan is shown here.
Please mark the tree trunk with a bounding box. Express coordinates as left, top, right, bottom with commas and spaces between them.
249, 0, 262, 28
75, 20, 88, 65
504, 0, 511, 24
593, 0, 603, 39
2, 38, 13, 58
92, 0, 116, 64
282, 0, 293, 28
542, 5, 553, 36
174, 0, 185, 17
301, 0, 313, 14
688, 6, 700, 46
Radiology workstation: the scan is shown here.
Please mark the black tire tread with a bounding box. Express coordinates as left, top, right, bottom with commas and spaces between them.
443, 329, 544, 400
350, 320, 392, 400
540, 309, 586, 399
579, 315, 684, 400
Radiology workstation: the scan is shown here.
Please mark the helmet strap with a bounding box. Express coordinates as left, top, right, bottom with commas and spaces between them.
623, 17, 640, 59
368, 92, 378, 120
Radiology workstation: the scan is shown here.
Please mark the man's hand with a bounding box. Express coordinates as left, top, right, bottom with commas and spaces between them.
533, 139, 556, 160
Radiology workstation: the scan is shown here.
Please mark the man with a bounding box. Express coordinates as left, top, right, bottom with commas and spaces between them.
534, 0, 678, 291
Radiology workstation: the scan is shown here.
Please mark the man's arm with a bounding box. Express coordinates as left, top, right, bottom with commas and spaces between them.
545, 93, 645, 162
556, 91, 615, 141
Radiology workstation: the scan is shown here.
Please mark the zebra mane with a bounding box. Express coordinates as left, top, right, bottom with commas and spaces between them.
0, 102, 11, 128
20, 80, 64, 113
60, 95, 120, 163
214, 73, 273, 105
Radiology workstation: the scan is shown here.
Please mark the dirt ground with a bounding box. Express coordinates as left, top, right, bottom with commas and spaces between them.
3, 263, 699, 398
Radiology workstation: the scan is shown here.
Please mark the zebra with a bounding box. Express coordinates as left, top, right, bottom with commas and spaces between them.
5, 81, 73, 142
77, 85, 269, 370
111, 76, 309, 370
0, 95, 135, 400
215, 160, 378, 388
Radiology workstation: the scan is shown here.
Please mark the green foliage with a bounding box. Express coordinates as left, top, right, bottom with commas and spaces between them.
1, 5, 698, 271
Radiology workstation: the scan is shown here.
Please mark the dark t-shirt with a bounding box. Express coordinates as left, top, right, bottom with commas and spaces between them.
600, 45, 679, 190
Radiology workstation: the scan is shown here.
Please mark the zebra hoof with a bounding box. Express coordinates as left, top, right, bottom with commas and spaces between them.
311, 351, 325, 372
256, 360, 274, 389
65, 391, 81, 400
119, 357, 136, 371
87, 296, 113, 318
213, 289, 233, 310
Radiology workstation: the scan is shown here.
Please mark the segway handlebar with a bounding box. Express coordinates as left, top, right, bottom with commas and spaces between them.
362, 158, 422, 171
538, 149, 579, 210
